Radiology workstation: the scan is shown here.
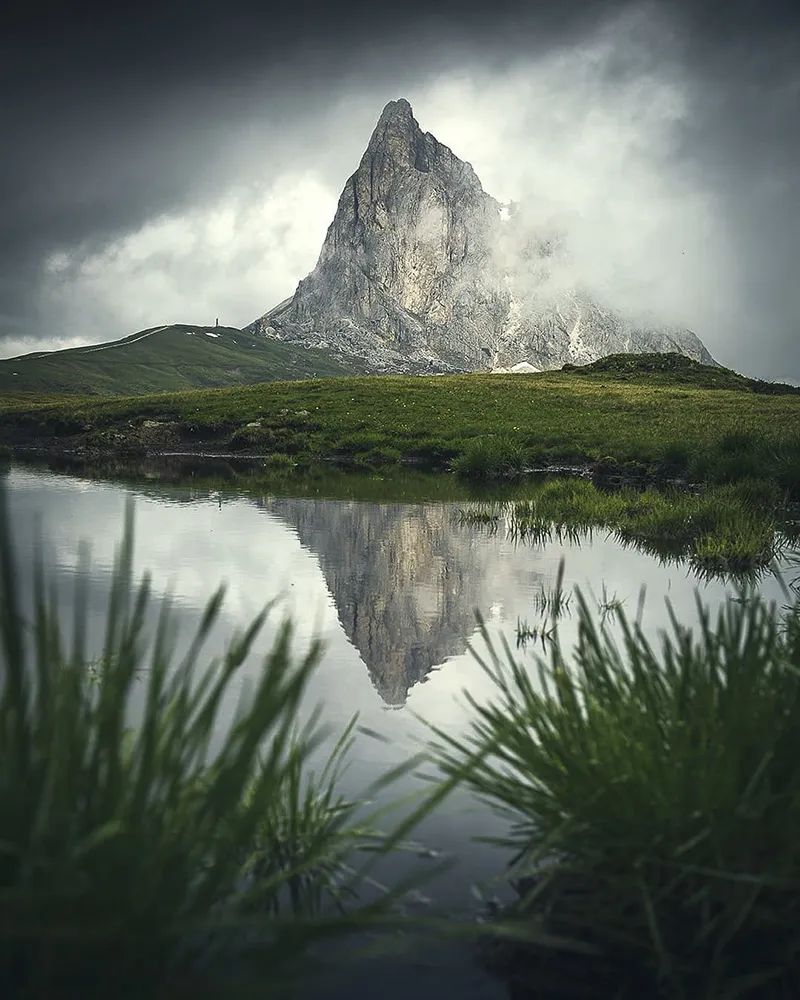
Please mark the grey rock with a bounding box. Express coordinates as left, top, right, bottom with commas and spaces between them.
248, 99, 714, 372
262, 495, 544, 707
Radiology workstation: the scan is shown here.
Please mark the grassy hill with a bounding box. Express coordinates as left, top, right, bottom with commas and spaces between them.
0, 324, 356, 395
562, 353, 800, 394
2, 356, 798, 491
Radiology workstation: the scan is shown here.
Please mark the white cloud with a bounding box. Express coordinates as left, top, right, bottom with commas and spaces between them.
17, 172, 336, 356
408, 37, 735, 342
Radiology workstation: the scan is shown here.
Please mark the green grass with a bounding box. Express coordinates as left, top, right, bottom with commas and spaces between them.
0, 494, 434, 998
452, 436, 528, 479
457, 478, 786, 575
562, 352, 800, 395
2, 359, 799, 491
0, 324, 356, 396
433, 595, 800, 998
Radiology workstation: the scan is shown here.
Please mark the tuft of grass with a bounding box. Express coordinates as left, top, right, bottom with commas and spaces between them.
509, 478, 784, 574
0, 491, 431, 998
691, 430, 800, 493
452, 437, 528, 480
692, 512, 778, 574
433, 594, 800, 998
262, 451, 294, 470
363, 445, 402, 466
243, 717, 373, 919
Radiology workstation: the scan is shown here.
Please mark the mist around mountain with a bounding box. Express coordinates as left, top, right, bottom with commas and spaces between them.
249, 99, 715, 374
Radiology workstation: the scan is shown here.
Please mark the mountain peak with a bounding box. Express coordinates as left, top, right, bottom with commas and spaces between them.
363, 97, 481, 188
366, 97, 425, 167
377, 97, 414, 123
249, 99, 714, 374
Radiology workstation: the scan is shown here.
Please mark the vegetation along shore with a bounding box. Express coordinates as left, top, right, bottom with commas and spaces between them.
1, 355, 798, 492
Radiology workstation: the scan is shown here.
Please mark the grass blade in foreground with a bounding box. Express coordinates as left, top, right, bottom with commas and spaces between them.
433, 594, 800, 998
0, 490, 436, 998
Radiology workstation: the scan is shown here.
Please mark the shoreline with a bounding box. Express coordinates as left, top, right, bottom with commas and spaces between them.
3, 439, 702, 491
1, 363, 797, 496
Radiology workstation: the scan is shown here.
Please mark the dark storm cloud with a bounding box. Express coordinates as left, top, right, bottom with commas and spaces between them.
0, 0, 609, 338
0, 0, 607, 239
662, 1, 800, 380
1, 0, 798, 379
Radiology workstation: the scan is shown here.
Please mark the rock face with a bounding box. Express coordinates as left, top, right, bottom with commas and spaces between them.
263, 496, 483, 705
248, 98, 714, 372
262, 494, 545, 707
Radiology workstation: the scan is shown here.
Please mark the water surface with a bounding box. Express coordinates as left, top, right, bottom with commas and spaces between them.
3, 459, 794, 997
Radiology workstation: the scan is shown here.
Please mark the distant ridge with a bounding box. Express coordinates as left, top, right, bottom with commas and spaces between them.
564, 353, 800, 394
0, 324, 356, 396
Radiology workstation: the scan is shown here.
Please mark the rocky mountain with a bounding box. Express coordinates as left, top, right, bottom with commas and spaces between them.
248, 98, 714, 373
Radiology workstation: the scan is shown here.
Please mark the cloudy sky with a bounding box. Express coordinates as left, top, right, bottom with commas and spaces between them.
2, 0, 798, 381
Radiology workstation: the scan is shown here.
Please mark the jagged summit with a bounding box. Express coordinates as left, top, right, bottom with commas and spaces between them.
374, 97, 414, 131
367, 98, 484, 187
248, 99, 713, 373
379, 97, 412, 118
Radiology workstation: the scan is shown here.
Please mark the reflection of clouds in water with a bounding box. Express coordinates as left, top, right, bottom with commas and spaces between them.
5, 462, 791, 911
8, 466, 328, 638
7, 464, 788, 726
6, 468, 366, 746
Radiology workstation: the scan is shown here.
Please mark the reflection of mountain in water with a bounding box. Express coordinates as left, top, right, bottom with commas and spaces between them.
264, 498, 531, 706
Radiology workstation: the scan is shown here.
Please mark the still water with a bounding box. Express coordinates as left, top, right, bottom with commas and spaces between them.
3, 459, 795, 997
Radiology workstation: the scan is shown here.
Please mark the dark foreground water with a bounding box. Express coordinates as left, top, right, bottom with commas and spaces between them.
3, 459, 795, 998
